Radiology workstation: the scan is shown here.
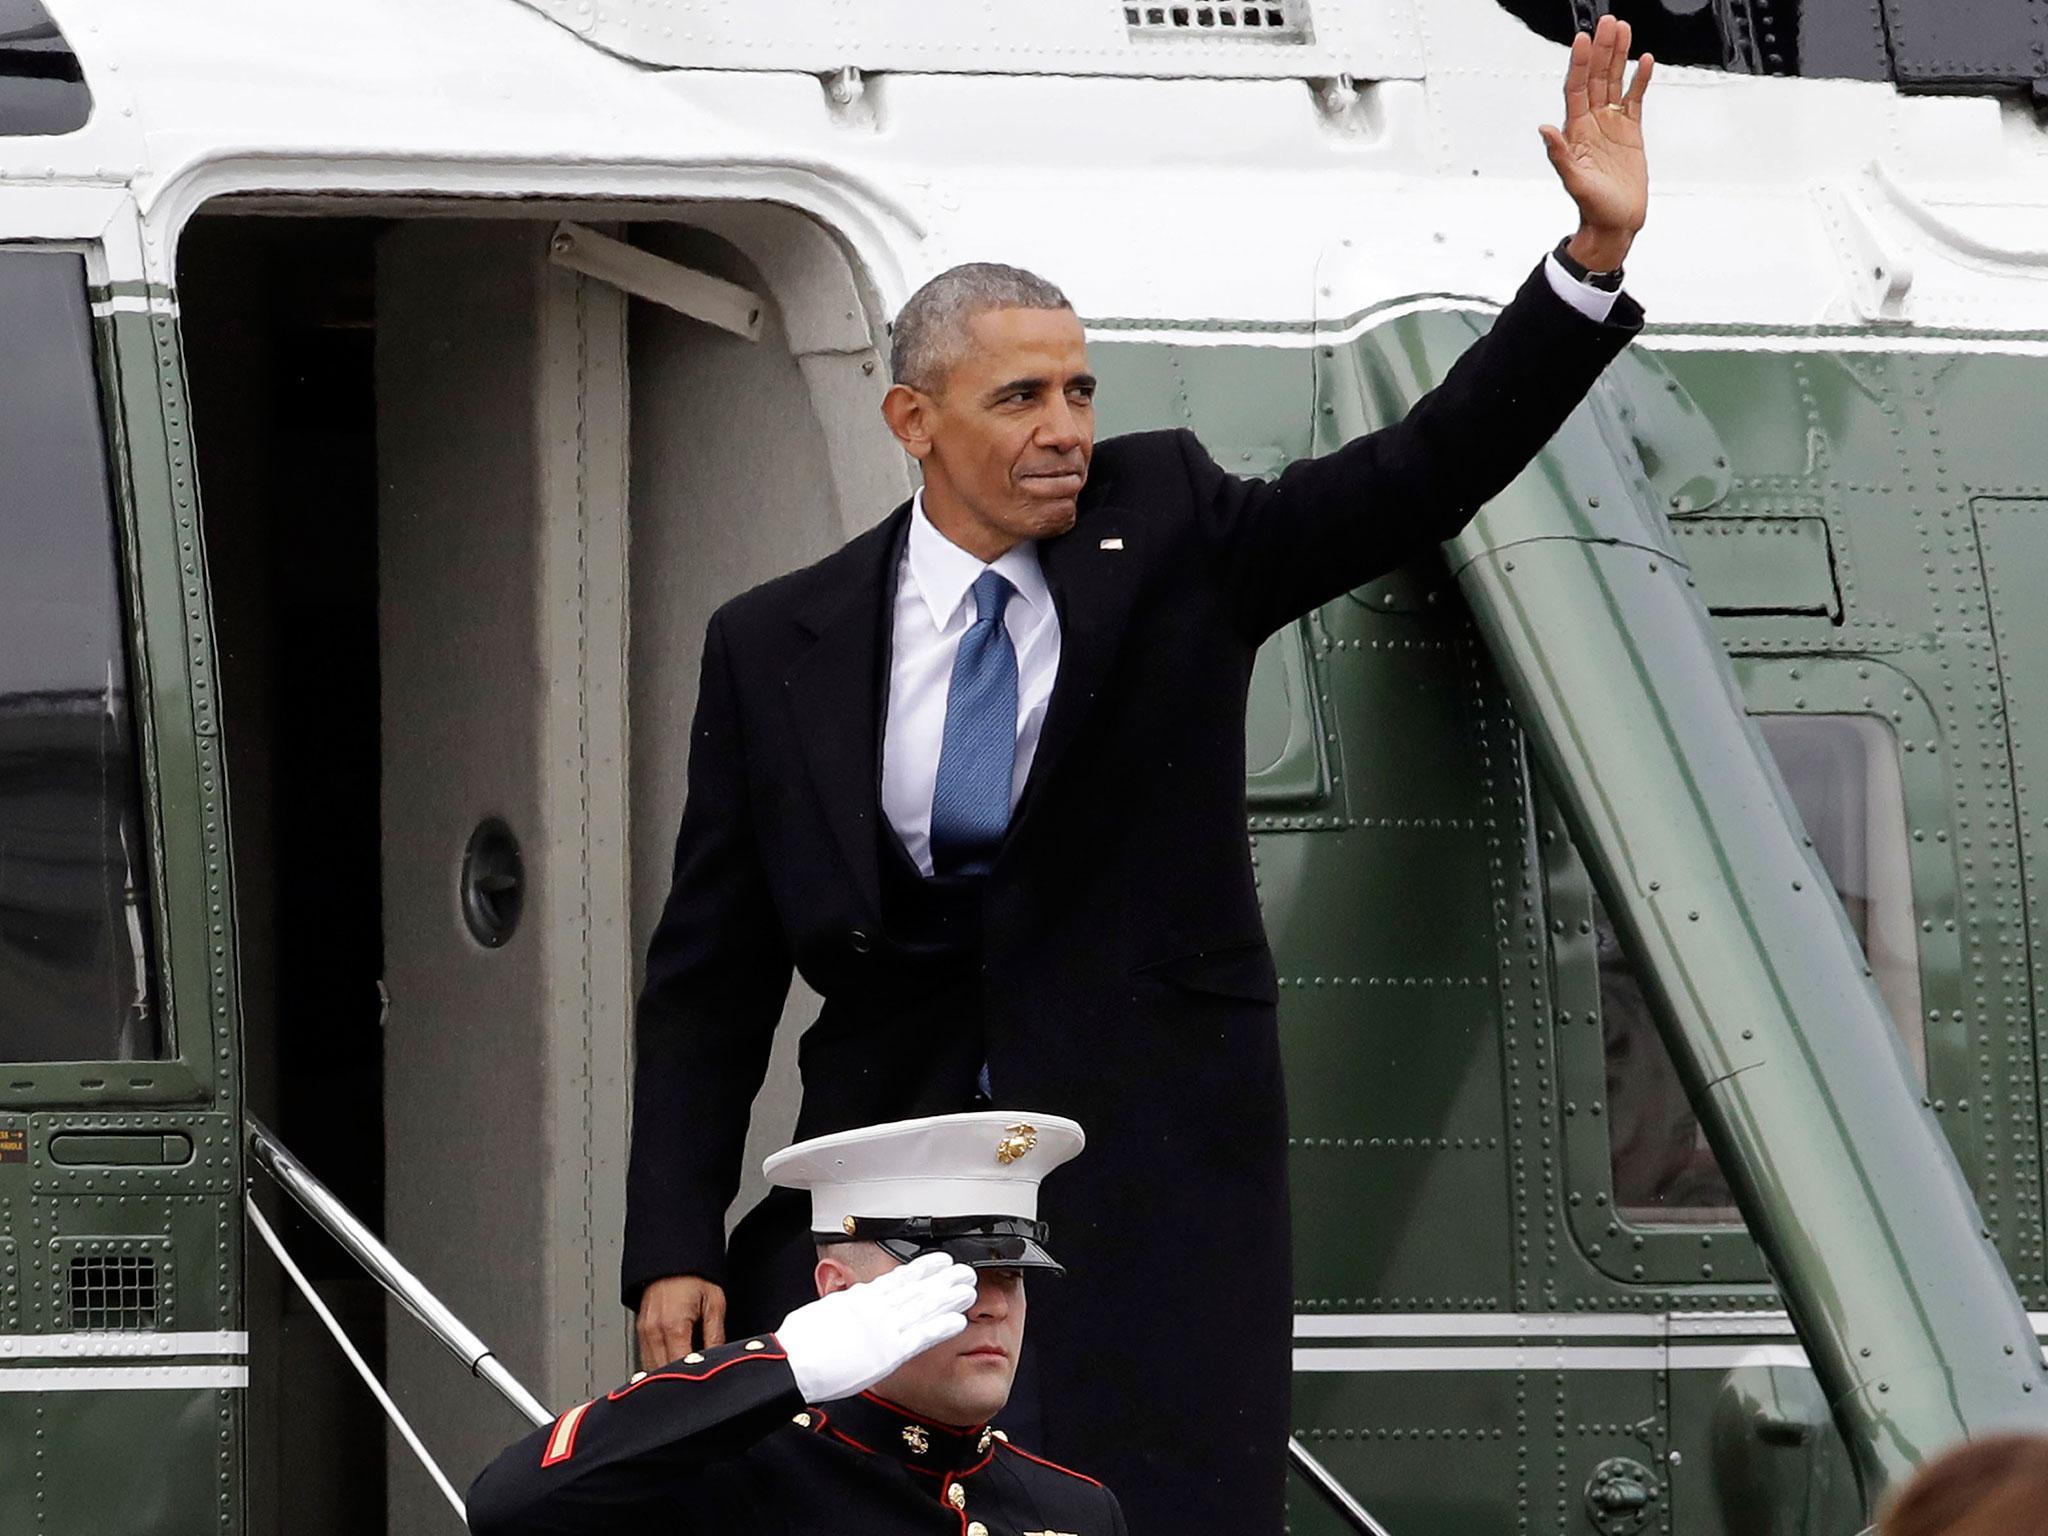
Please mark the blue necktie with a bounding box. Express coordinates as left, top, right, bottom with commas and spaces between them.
929, 570, 1018, 878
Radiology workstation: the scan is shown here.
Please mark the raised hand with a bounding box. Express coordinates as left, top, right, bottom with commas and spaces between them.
1539, 14, 1653, 271
774, 1252, 979, 1404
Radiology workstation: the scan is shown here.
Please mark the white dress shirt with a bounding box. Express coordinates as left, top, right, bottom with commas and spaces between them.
878, 259, 1620, 874
1542, 251, 1623, 323
882, 492, 1061, 876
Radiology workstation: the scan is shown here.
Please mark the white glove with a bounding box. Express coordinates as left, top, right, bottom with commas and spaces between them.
775, 1251, 978, 1403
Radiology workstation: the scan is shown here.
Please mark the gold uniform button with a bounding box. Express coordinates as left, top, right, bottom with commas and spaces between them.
683, 1352, 705, 1364
792, 1412, 813, 1428
629, 1371, 648, 1384
744, 1339, 766, 1351
967, 1524, 988, 1536
946, 1482, 966, 1510
992, 1429, 1009, 1442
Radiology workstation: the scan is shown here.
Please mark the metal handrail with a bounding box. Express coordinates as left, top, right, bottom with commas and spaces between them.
1289, 1438, 1395, 1536
246, 1118, 551, 1428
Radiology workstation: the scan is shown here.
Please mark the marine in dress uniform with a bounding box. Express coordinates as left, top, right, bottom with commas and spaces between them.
471, 1113, 1123, 1536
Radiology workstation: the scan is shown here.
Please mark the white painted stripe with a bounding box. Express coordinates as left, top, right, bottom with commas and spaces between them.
1643, 331, 2048, 357
1090, 294, 1502, 349
1295, 1313, 1665, 1339
88, 293, 177, 317
0, 1331, 247, 1360
1090, 322, 2048, 356
1292, 1313, 2048, 1372
0, 1365, 246, 1392
1294, 1343, 1815, 1372
1670, 1345, 1815, 1371
1295, 1312, 1804, 1340
1294, 1345, 1669, 1372
1092, 302, 2048, 358
1668, 1312, 1799, 1338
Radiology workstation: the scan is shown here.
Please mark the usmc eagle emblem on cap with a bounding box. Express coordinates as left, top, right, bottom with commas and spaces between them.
995, 1123, 1038, 1164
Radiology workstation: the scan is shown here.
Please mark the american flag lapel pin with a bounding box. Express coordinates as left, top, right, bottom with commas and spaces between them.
1099, 536, 1124, 551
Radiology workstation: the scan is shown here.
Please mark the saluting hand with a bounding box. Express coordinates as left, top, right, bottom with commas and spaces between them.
1539, 15, 1653, 272
776, 1253, 978, 1404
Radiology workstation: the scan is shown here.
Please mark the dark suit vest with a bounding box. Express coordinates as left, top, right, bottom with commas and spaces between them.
875, 822, 984, 1007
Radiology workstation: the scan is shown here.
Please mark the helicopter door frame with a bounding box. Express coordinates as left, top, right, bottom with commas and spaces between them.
0, 196, 246, 1536
1540, 654, 1951, 1289
0, 195, 233, 1112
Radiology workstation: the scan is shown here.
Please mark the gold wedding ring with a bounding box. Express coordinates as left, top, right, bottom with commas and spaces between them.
1603, 103, 1627, 112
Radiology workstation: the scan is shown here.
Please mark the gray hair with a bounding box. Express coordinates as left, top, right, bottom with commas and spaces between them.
889, 262, 1072, 394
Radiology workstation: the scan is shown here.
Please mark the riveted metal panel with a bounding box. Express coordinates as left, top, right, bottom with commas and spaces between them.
1671, 518, 1840, 618
1881, 0, 2042, 94
1092, 320, 2048, 1528
1974, 498, 2048, 1295
0, 252, 245, 1535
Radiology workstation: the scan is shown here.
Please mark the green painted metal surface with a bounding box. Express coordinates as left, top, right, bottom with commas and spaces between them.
0, 260, 243, 1536
1669, 518, 1839, 617
1082, 324, 2048, 1533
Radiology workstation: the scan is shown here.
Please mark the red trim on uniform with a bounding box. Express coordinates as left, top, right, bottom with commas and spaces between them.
997, 1439, 1106, 1487
540, 1400, 593, 1467
856, 1389, 989, 1440
605, 1350, 788, 1402
829, 1425, 880, 1457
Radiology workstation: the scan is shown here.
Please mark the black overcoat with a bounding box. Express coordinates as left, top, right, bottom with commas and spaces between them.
622, 261, 1643, 1532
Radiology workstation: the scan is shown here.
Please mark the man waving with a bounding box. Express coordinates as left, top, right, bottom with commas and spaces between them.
624, 21, 1654, 1532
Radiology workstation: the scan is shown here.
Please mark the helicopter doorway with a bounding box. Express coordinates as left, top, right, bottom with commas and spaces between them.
178, 206, 899, 1534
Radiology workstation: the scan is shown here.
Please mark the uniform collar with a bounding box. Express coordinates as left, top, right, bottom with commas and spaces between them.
820, 1390, 1000, 1480
905, 489, 1050, 632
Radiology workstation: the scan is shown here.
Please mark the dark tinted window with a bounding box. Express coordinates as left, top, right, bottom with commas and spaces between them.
1503, 0, 2048, 93
0, 250, 158, 1061
0, 2, 90, 136
1493, 0, 2014, 89
1603, 714, 1921, 1222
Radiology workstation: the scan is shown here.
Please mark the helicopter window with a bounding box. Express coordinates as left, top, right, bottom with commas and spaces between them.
0, 250, 158, 1062
0, 1, 90, 137
1605, 713, 1921, 1223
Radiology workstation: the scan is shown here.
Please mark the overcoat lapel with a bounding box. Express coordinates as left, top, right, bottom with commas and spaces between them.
782, 505, 910, 920
1009, 476, 1142, 842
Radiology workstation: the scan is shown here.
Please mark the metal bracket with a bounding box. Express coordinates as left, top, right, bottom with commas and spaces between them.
823, 65, 877, 129
1308, 73, 1381, 139
547, 222, 765, 342
1816, 176, 1914, 322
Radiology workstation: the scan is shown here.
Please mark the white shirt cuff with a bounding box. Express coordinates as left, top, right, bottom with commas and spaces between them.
1543, 250, 1623, 324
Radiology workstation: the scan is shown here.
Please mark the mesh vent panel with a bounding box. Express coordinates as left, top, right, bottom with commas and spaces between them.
1123, 3, 1311, 40
68, 1253, 158, 1331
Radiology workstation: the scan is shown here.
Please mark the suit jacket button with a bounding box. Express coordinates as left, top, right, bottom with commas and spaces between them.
849, 928, 873, 954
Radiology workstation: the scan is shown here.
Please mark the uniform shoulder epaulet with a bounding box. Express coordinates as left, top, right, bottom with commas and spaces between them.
994, 1436, 1106, 1488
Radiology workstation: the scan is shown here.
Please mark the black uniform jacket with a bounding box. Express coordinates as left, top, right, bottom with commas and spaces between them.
466, 1336, 1127, 1536
623, 261, 1644, 1531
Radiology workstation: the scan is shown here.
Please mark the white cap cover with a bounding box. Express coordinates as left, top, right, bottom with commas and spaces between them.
763, 1111, 1085, 1235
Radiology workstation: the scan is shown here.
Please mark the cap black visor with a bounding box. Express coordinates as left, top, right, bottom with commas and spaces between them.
820, 1214, 1063, 1274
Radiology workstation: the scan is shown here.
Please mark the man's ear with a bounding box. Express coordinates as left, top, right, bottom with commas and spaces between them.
881, 382, 935, 463
814, 1251, 858, 1299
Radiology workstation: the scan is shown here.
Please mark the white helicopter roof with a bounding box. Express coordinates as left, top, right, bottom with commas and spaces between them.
11, 0, 2048, 336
